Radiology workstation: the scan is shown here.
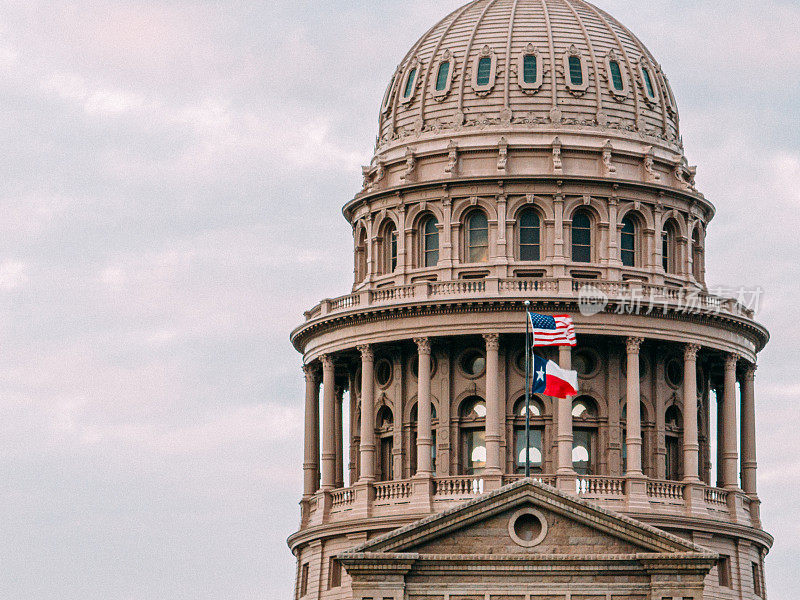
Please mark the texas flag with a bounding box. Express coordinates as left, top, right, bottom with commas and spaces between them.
530, 354, 578, 399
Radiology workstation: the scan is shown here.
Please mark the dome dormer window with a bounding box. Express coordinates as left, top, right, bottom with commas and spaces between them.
432, 50, 455, 98
609, 61, 623, 91
381, 71, 399, 114
517, 44, 543, 92
472, 46, 497, 94
640, 63, 657, 102
604, 52, 629, 99
402, 66, 418, 101
564, 46, 589, 94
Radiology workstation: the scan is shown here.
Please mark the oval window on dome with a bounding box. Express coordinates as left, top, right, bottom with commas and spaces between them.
609, 60, 624, 91
568, 55, 583, 86
436, 61, 450, 92
476, 56, 492, 86
403, 66, 417, 99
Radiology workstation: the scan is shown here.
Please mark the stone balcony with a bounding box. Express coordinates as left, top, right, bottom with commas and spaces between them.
301, 474, 761, 535
299, 278, 755, 325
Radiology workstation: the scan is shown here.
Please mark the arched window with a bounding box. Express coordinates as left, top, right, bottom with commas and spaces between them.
421, 216, 439, 267
662, 219, 679, 274
519, 208, 541, 261
665, 405, 684, 481
513, 397, 545, 474
523, 54, 537, 84
459, 396, 486, 475
476, 56, 492, 86
621, 216, 636, 267
641, 65, 656, 100
692, 229, 703, 281
355, 228, 368, 281
466, 211, 489, 263
572, 396, 598, 475
568, 55, 583, 86
572, 210, 592, 263
609, 60, 624, 91
375, 406, 394, 481
435, 61, 450, 92
403, 67, 417, 99
410, 403, 438, 476
381, 222, 398, 275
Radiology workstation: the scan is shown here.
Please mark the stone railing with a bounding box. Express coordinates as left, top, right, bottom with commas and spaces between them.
331, 487, 355, 508
502, 474, 556, 487
576, 476, 626, 496
647, 479, 686, 501
433, 475, 485, 498
303, 278, 754, 322
374, 480, 412, 502
704, 486, 729, 507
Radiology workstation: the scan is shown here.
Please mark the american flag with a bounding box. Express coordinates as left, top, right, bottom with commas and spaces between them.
528, 312, 577, 347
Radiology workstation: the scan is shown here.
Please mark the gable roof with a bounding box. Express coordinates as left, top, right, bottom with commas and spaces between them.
343, 478, 706, 556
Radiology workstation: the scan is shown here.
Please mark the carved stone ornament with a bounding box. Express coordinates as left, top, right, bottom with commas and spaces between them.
445, 140, 459, 176
497, 136, 508, 173
357, 344, 374, 361
483, 333, 500, 351
684, 344, 700, 361
400, 147, 417, 182
602, 140, 617, 175
552, 137, 563, 174
625, 337, 644, 354
414, 337, 432, 355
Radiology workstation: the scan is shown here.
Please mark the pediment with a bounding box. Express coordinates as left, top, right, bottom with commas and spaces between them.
346, 479, 703, 557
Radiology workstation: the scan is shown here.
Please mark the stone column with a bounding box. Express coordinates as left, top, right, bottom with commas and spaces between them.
484, 334, 502, 484
414, 338, 433, 476
741, 364, 758, 495
334, 384, 344, 489
302, 364, 320, 497
556, 345, 576, 492
683, 344, 701, 482
625, 337, 644, 476
320, 355, 336, 491
357, 345, 376, 482
716, 379, 725, 488
722, 353, 740, 489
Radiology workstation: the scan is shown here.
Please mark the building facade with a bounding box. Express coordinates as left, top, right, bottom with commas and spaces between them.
287, 1, 771, 599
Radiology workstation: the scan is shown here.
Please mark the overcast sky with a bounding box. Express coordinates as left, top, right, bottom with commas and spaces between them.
0, 1, 797, 599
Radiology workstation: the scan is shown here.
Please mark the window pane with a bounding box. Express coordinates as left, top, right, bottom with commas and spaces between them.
523, 54, 537, 83
468, 212, 489, 263
610, 60, 624, 91
642, 67, 655, 98
515, 428, 543, 474
477, 57, 492, 86
572, 212, 591, 263
403, 67, 417, 98
391, 230, 398, 272
463, 429, 486, 475
621, 217, 635, 267
436, 61, 450, 91
572, 429, 593, 475
519, 209, 540, 261
423, 218, 439, 267
569, 56, 583, 85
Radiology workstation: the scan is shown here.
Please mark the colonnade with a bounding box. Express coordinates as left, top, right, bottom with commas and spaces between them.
301, 337, 759, 502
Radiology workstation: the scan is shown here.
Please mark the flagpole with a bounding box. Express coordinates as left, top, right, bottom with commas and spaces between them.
524, 300, 531, 478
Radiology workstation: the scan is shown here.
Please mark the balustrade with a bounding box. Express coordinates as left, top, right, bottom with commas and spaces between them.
576, 476, 626, 496
647, 479, 686, 501
374, 480, 411, 502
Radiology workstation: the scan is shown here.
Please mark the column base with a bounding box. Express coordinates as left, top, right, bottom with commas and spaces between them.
625, 473, 650, 512
682, 480, 709, 518
350, 480, 374, 520
309, 489, 332, 526
556, 470, 577, 495
482, 472, 503, 492
410, 474, 435, 513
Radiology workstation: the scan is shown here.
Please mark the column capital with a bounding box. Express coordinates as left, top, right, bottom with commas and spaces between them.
743, 363, 757, 381
357, 345, 374, 361
625, 336, 644, 354
483, 333, 500, 351
302, 363, 320, 382
320, 354, 335, 370
414, 337, 432, 355
724, 352, 741, 370
683, 343, 701, 361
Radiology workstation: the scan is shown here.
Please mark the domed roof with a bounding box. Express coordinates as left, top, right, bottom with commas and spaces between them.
377, 0, 680, 154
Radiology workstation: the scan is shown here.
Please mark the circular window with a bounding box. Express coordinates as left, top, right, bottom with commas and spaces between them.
573, 349, 599, 378
514, 350, 527, 375
508, 508, 548, 547
666, 357, 683, 388
375, 359, 393, 387
410, 353, 437, 378
460, 349, 486, 378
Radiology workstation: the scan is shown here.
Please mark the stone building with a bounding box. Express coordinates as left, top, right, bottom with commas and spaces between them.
287, 1, 771, 599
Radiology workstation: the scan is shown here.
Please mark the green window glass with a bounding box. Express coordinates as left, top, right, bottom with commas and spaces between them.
462, 428, 486, 475
610, 60, 624, 91
519, 209, 540, 261
568, 55, 583, 85
435, 61, 450, 91
515, 428, 543, 474
390, 229, 398, 271
423, 217, 439, 267
572, 429, 593, 476
642, 67, 655, 98
621, 217, 636, 267
476, 57, 492, 86
572, 211, 591, 263
403, 67, 417, 98
523, 54, 537, 84
467, 211, 489, 263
